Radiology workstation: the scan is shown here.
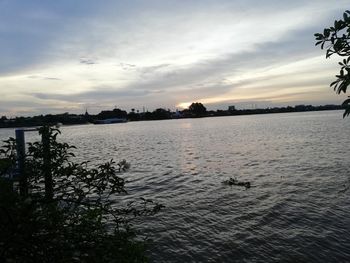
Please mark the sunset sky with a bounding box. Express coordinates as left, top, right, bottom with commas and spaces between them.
0, 0, 349, 116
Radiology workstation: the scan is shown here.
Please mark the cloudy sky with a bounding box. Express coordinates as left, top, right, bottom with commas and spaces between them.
0, 0, 349, 116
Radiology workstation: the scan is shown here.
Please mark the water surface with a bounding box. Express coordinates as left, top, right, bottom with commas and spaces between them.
2, 111, 350, 262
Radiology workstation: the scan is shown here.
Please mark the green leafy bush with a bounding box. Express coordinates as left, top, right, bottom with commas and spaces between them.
0, 126, 163, 263
315, 10, 350, 117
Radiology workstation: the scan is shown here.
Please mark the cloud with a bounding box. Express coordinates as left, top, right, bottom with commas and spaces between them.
26, 75, 61, 81
80, 58, 98, 65
119, 63, 136, 70
44, 77, 61, 81
31, 86, 157, 102
0, 0, 349, 115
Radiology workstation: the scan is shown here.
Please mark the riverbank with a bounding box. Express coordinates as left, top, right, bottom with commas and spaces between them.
0, 104, 344, 129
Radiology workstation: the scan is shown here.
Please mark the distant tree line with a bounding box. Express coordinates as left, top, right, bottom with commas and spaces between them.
0, 103, 344, 128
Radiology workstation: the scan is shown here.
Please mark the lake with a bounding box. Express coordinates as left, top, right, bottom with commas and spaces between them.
1, 110, 350, 262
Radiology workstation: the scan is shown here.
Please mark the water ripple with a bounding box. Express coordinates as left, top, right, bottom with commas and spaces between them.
1, 111, 350, 262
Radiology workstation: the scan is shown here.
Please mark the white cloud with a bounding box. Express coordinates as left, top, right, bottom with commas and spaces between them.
0, 0, 349, 115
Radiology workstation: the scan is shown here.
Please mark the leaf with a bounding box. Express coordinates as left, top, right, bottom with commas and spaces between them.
330, 80, 339, 87
342, 97, 350, 105
334, 20, 338, 29
343, 105, 350, 118
326, 49, 334, 58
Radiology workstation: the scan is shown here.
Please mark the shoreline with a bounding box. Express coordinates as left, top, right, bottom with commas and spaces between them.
0, 107, 344, 129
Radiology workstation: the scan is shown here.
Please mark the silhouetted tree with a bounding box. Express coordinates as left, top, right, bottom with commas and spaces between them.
188, 102, 207, 117
315, 10, 350, 117
143, 111, 153, 120
97, 108, 127, 119
127, 111, 139, 121
152, 108, 171, 120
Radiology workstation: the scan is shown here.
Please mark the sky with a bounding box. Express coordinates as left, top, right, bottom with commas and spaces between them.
0, 0, 349, 116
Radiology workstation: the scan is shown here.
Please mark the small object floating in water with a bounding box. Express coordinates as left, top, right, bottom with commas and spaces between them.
55, 122, 63, 128
117, 159, 130, 172
223, 178, 251, 189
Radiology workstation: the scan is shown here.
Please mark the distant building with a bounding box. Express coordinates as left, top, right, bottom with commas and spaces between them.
172, 109, 182, 118
228, 105, 236, 112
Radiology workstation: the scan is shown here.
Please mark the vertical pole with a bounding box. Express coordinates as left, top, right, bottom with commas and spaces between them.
15, 129, 27, 197
42, 127, 53, 201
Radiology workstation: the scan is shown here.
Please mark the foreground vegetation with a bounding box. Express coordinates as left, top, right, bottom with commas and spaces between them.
315, 9, 350, 117
0, 126, 163, 262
